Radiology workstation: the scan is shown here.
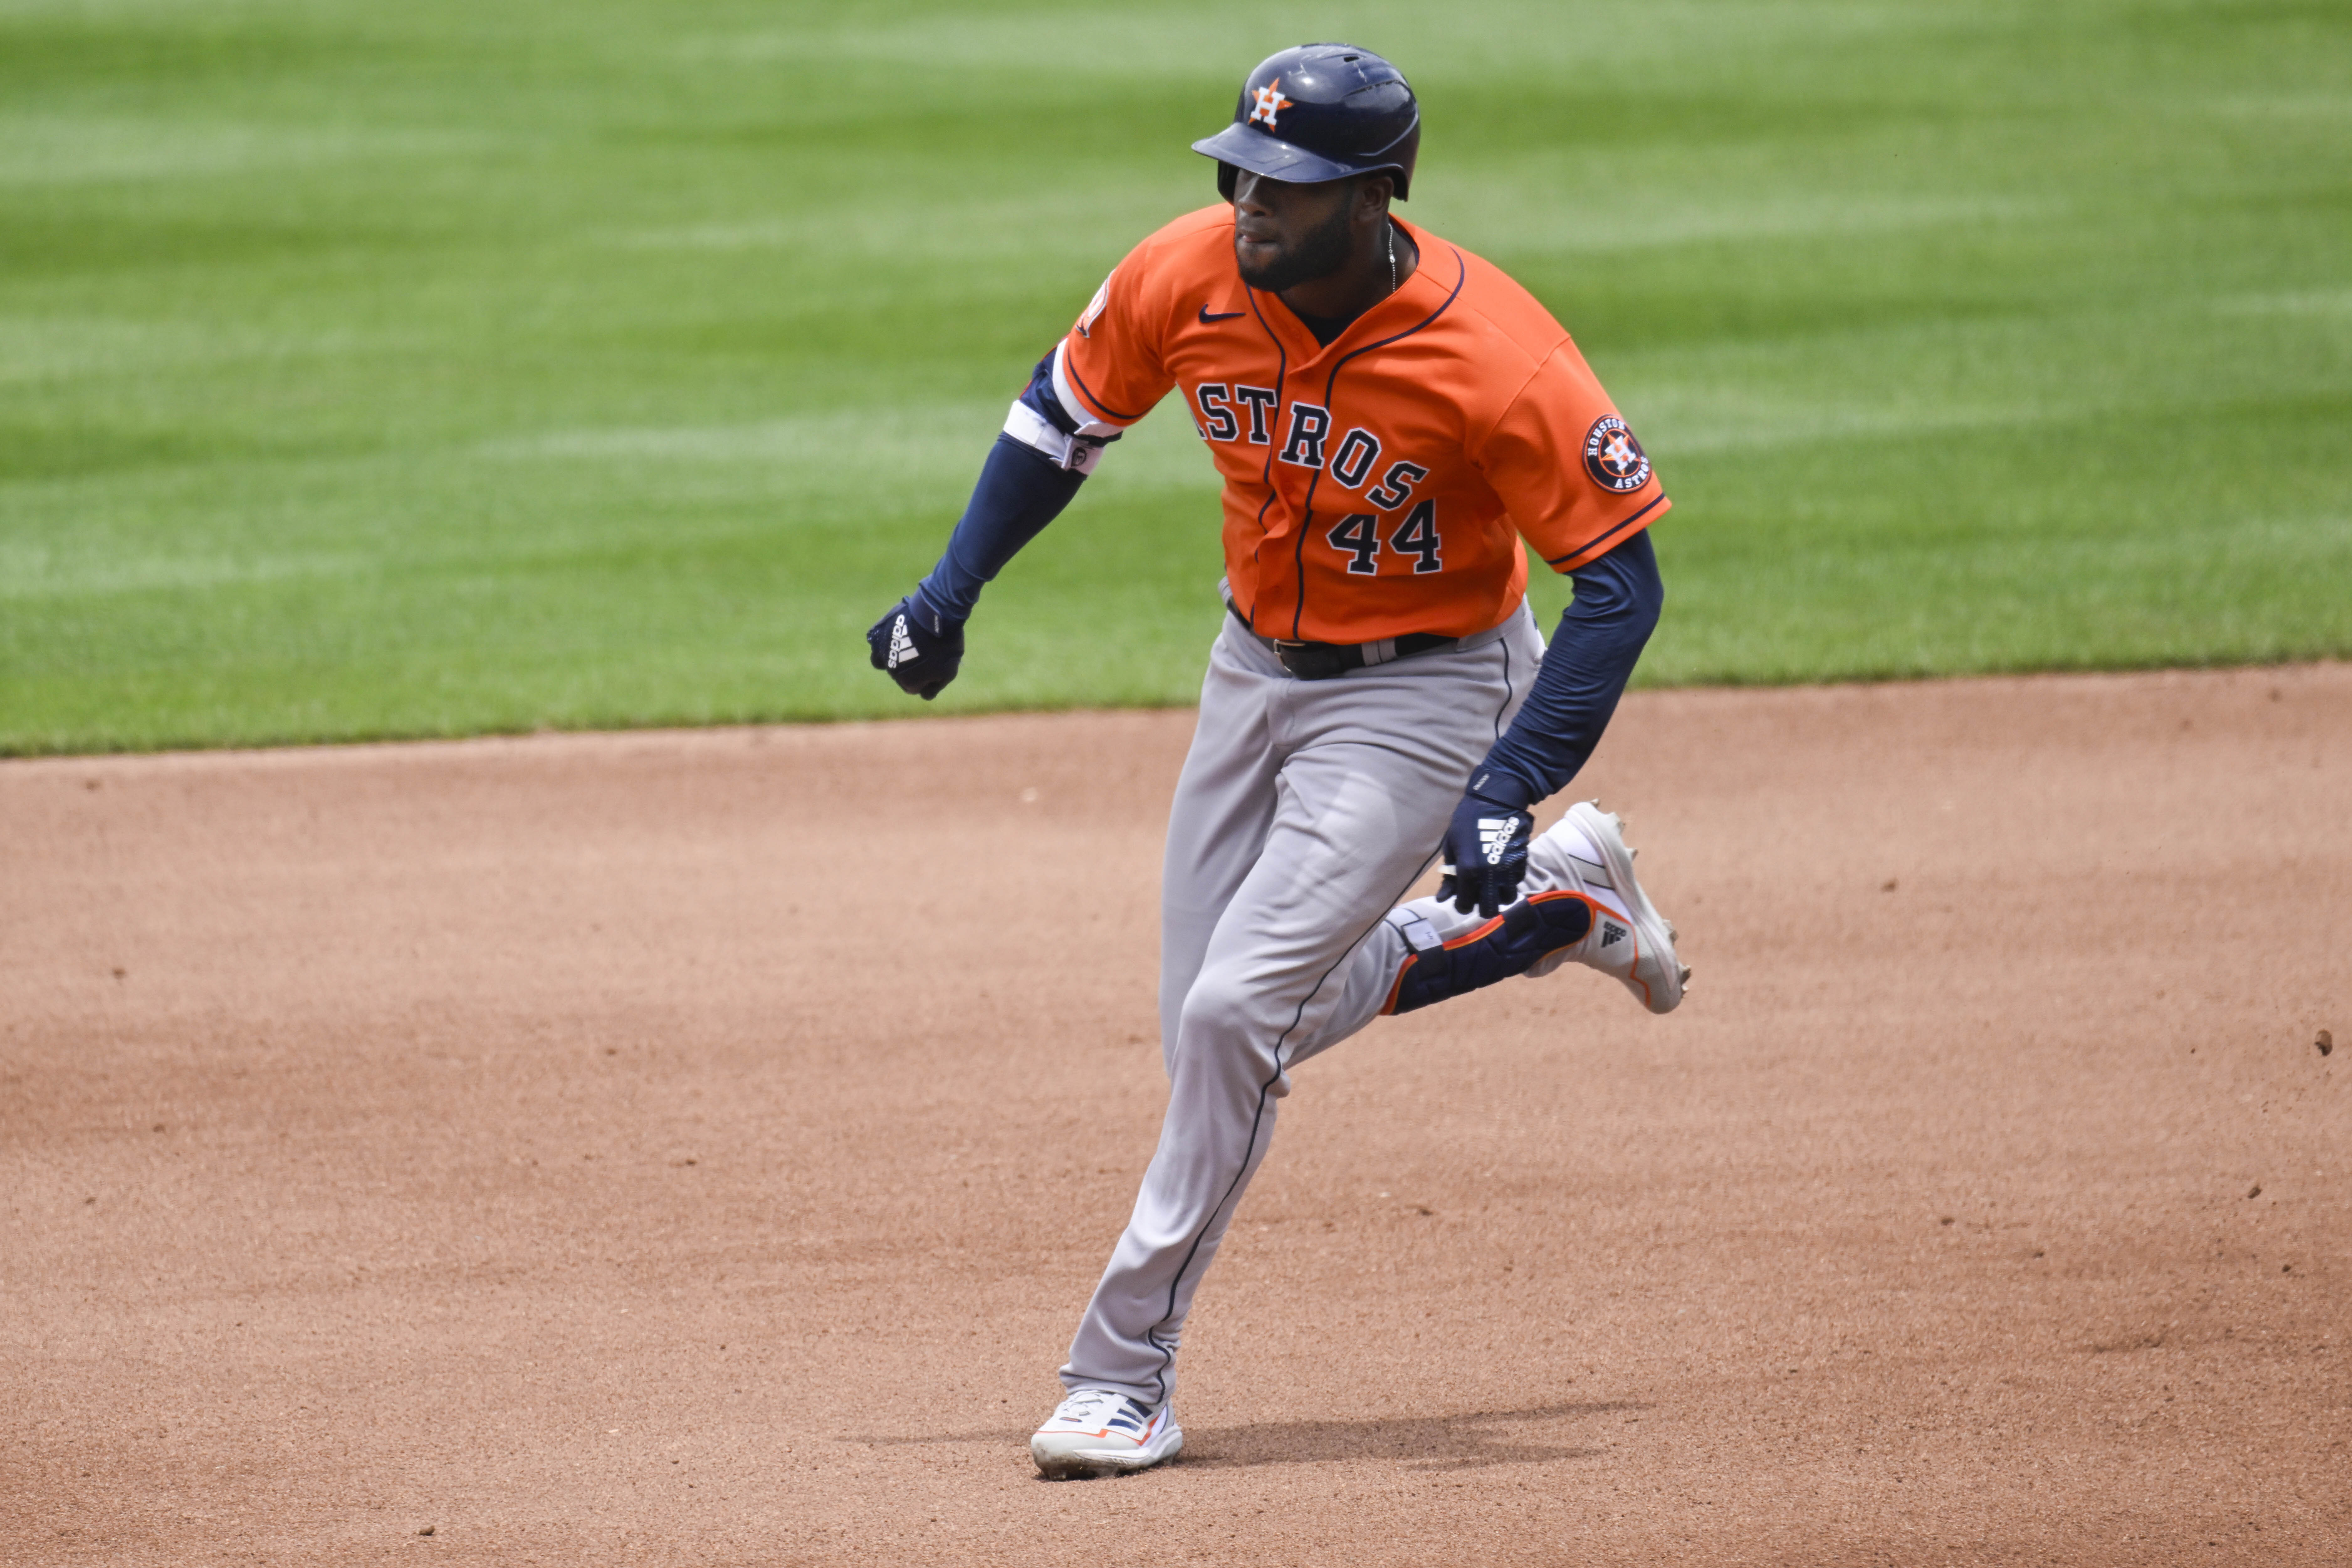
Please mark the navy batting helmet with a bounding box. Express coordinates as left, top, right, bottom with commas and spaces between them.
1191, 44, 1420, 201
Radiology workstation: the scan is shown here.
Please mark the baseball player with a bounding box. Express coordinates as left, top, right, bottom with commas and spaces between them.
867, 44, 1687, 1479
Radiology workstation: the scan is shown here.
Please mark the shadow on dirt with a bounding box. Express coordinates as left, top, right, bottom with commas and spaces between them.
858, 1401, 1642, 1472
1178, 1401, 1642, 1471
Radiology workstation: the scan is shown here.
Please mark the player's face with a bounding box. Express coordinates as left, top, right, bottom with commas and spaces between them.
1231, 171, 1365, 294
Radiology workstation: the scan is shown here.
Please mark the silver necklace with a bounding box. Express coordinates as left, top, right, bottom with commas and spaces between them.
1387, 220, 1398, 295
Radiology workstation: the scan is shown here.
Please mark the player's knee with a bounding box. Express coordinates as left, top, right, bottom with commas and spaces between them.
1174, 965, 1262, 1052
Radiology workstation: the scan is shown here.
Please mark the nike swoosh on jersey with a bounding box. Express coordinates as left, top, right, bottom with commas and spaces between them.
1198, 306, 1246, 323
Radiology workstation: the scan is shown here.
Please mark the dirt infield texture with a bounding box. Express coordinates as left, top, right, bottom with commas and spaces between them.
4, 666, 2347, 1567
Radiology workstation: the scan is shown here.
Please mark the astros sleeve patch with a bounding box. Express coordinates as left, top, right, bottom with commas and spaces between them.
1477, 343, 1669, 572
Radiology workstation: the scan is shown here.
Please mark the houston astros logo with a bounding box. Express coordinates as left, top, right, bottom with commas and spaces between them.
1582, 415, 1651, 493
1247, 77, 1292, 129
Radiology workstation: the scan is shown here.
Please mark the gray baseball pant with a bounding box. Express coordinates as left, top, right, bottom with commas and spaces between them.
1060, 600, 1543, 1405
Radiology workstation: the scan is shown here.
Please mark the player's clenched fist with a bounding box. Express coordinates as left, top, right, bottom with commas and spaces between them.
866, 589, 965, 701
1437, 788, 1532, 918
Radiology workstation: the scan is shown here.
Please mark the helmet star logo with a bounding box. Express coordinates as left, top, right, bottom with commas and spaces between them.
1248, 77, 1292, 130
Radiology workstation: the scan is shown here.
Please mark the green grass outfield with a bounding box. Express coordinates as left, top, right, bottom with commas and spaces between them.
3, 0, 2348, 754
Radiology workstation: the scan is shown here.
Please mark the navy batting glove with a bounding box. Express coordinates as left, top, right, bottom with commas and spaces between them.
866, 588, 966, 701
1437, 789, 1532, 919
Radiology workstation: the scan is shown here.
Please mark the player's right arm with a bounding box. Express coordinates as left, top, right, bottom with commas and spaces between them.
867, 239, 1181, 701
864, 351, 1115, 699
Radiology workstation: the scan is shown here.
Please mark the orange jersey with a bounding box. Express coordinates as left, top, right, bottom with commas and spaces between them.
1052, 205, 1668, 645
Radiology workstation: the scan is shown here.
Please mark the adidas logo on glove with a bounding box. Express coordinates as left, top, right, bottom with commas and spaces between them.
1476, 815, 1524, 866
888, 614, 919, 668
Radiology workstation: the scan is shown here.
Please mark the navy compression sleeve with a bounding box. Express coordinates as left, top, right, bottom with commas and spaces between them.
1468, 529, 1664, 810
913, 435, 1086, 624
912, 352, 1107, 624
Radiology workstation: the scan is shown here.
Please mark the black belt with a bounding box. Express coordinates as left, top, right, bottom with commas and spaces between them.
1225, 601, 1459, 681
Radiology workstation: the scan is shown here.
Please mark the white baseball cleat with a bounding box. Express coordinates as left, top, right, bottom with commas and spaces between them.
1522, 800, 1689, 1014
1030, 1389, 1183, 1479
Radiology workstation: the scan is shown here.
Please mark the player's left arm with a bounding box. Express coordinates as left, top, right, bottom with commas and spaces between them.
1437, 533, 1662, 914
1438, 342, 1670, 915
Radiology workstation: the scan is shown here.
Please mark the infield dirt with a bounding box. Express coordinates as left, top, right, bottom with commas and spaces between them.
5, 666, 2347, 1566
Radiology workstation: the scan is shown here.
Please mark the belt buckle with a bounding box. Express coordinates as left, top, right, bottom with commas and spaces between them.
1272, 638, 1347, 681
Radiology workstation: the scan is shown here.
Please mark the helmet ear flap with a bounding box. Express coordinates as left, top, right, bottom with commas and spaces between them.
1217, 160, 1238, 201
1385, 120, 1420, 201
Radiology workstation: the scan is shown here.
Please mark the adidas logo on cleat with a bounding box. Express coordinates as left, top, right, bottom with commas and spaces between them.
1600, 921, 1626, 948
